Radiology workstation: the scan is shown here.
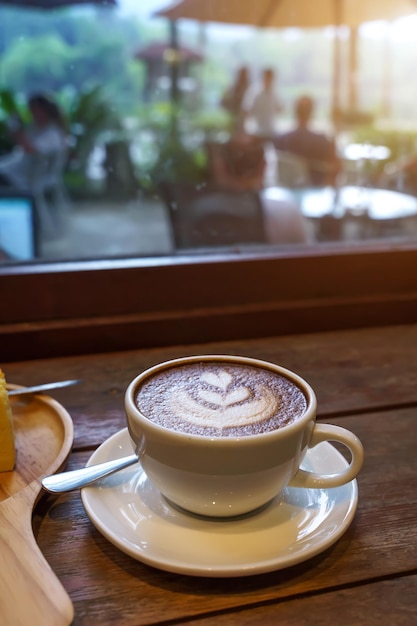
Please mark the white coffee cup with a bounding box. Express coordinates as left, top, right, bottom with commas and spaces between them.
125, 355, 364, 517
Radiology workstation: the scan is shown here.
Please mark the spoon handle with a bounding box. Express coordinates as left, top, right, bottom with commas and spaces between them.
8, 379, 81, 396
42, 454, 139, 493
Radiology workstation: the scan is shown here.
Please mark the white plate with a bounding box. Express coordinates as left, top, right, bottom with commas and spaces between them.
81, 428, 358, 577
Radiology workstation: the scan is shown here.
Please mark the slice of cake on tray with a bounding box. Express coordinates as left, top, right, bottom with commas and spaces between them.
0, 369, 15, 471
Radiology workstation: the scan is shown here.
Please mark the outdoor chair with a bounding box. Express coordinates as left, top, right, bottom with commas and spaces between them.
275, 149, 340, 189
275, 150, 311, 188
205, 137, 267, 188
159, 181, 266, 251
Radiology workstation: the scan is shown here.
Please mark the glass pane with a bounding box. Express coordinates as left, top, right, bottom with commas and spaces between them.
1, 1, 417, 265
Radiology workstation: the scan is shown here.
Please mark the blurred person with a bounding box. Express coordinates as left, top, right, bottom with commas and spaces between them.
244, 67, 283, 141
220, 65, 250, 132
208, 126, 310, 245
0, 93, 67, 190
209, 123, 266, 191
274, 95, 341, 186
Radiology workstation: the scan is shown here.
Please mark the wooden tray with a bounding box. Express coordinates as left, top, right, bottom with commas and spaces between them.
0, 385, 74, 625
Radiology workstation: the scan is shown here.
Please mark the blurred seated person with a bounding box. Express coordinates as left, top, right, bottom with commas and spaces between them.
274, 95, 341, 186
207, 128, 311, 245
208, 129, 266, 191
0, 93, 67, 190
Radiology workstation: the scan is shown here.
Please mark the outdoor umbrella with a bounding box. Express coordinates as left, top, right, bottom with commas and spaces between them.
134, 41, 203, 104
156, 0, 417, 28
155, 0, 417, 117
0, 0, 116, 8
134, 42, 203, 64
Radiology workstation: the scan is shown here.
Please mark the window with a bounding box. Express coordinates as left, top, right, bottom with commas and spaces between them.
1, 2, 417, 361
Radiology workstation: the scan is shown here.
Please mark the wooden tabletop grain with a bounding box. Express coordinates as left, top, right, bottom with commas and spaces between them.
3, 323, 417, 625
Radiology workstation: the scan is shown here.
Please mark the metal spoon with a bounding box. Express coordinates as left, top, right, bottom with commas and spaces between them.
42, 442, 144, 493
8, 379, 81, 396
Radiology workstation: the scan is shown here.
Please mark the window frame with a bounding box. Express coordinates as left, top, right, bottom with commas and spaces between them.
2, 239, 417, 362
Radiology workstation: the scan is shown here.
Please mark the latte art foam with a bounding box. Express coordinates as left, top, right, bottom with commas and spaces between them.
135, 362, 307, 437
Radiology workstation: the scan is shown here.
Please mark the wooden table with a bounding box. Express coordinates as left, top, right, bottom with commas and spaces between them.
3, 323, 417, 625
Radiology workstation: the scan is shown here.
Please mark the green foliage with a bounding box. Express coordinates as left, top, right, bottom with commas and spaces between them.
1, 34, 77, 95
0, 88, 30, 155
151, 146, 206, 191
61, 84, 124, 174
0, 88, 31, 122
0, 90, 19, 118
131, 103, 208, 192
148, 131, 207, 188
0, 7, 151, 118
191, 106, 232, 137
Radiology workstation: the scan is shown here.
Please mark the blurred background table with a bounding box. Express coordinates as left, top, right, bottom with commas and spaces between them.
341, 143, 392, 187
288, 185, 417, 241
3, 322, 416, 625
342, 143, 391, 163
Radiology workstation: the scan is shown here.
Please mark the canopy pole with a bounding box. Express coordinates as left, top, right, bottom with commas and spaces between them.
381, 23, 392, 119
332, 31, 341, 124
332, 0, 343, 129
168, 19, 180, 140
348, 26, 358, 111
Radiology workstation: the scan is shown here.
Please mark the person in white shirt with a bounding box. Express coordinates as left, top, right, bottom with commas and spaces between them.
0, 93, 67, 191
244, 68, 283, 141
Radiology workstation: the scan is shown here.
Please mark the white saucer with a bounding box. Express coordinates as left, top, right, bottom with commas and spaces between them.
81, 428, 358, 578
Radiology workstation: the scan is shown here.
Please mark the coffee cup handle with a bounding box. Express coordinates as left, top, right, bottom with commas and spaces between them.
288, 423, 364, 489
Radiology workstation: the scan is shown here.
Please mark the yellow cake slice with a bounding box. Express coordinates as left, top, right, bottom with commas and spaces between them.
0, 369, 15, 471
